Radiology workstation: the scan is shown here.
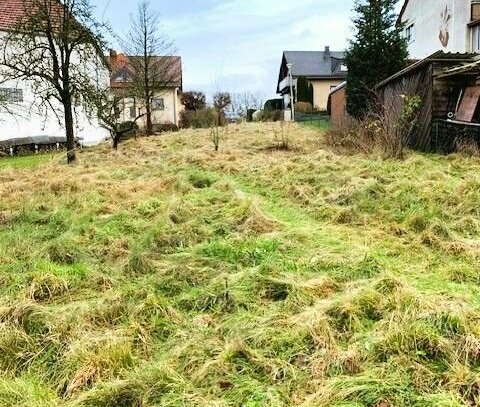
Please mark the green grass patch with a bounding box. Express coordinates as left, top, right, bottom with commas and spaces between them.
0, 153, 58, 170
300, 117, 331, 131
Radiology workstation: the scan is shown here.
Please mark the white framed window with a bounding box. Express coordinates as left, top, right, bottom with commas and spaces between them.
406, 23, 415, 44
0, 88, 23, 103
152, 97, 165, 110
473, 25, 480, 52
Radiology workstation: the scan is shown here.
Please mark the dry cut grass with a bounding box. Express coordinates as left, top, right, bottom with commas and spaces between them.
1, 122, 480, 406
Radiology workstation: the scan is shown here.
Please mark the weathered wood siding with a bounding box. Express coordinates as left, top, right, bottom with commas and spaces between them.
377, 59, 480, 153
377, 64, 433, 151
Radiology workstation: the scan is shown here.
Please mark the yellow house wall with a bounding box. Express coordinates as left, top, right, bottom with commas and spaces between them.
311, 79, 345, 111
117, 88, 183, 128
147, 88, 183, 126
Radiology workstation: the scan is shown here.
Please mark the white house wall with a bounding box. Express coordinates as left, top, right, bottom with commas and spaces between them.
0, 33, 109, 145
0, 80, 108, 145
401, 0, 471, 59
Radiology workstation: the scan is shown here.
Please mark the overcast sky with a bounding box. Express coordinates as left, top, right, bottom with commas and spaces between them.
92, 0, 356, 100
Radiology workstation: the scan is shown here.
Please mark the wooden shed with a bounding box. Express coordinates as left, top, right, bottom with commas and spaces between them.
375, 51, 480, 153
327, 81, 348, 126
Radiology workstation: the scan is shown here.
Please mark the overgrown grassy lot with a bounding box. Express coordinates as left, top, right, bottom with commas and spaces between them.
1, 122, 480, 406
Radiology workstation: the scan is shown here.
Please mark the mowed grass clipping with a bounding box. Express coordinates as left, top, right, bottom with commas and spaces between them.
1, 122, 480, 406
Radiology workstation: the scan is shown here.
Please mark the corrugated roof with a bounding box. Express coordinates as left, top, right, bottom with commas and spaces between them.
437, 57, 480, 78
283, 50, 346, 77
375, 51, 477, 89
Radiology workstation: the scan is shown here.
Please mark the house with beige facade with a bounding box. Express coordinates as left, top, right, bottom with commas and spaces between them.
399, 0, 480, 58
276, 47, 347, 112
107, 50, 183, 129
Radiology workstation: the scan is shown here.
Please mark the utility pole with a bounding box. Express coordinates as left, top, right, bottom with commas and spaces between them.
287, 62, 295, 121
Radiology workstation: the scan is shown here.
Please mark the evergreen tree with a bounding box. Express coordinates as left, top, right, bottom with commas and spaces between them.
308, 83, 314, 106
345, 0, 408, 119
297, 76, 310, 103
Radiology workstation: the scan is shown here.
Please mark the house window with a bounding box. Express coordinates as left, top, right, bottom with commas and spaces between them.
129, 106, 136, 118
406, 23, 415, 44
114, 70, 130, 82
473, 25, 480, 52
0, 88, 23, 103
152, 97, 164, 110
129, 98, 137, 119
472, 3, 480, 21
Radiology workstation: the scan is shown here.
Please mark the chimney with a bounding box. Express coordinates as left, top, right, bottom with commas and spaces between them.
109, 49, 117, 59
324, 46, 331, 60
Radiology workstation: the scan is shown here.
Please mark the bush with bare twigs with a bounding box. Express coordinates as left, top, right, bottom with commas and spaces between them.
326, 94, 421, 159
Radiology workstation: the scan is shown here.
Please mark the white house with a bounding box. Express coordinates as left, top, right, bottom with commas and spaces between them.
399, 0, 480, 58
0, 0, 109, 146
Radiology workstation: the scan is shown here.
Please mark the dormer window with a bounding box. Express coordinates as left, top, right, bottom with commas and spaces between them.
115, 74, 130, 82
113, 69, 131, 83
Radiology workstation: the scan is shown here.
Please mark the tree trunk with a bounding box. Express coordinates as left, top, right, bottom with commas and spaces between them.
145, 102, 153, 135
113, 133, 120, 150
64, 96, 76, 164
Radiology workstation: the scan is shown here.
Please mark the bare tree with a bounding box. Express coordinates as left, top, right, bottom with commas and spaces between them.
213, 92, 232, 111
92, 89, 146, 150
213, 92, 231, 126
181, 91, 206, 111
229, 91, 265, 120
0, 0, 107, 163
122, 1, 178, 135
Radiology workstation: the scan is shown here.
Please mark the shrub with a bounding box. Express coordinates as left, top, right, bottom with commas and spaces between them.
325, 94, 421, 159
294, 102, 313, 114
180, 91, 206, 111
258, 110, 283, 122
373, 94, 421, 159
324, 117, 375, 155
264, 99, 283, 111
180, 108, 218, 129
297, 76, 312, 104
152, 123, 179, 133
454, 137, 480, 156
117, 121, 139, 136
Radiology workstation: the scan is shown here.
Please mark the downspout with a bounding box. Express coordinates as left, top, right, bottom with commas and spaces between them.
174, 87, 178, 126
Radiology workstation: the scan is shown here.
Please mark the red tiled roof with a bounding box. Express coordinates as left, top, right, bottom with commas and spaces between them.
0, 0, 28, 30
0, 0, 66, 31
107, 52, 182, 89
